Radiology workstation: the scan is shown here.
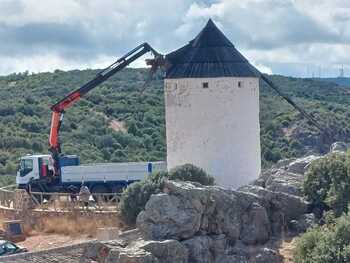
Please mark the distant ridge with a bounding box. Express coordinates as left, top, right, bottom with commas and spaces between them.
313, 77, 350, 88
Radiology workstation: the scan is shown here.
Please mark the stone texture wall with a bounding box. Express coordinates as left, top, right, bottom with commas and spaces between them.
165, 77, 261, 189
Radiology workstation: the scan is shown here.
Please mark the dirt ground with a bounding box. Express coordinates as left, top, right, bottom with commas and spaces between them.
0, 212, 124, 253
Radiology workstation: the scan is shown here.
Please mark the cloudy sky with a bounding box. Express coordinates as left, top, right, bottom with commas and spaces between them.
0, 0, 349, 77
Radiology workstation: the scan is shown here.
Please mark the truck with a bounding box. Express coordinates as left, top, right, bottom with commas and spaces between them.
16, 42, 166, 194
16, 154, 166, 193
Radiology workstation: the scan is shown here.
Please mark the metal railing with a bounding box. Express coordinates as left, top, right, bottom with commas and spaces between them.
0, 186, 15, 208
29, 191, 121, 212
0, 186, 121, 213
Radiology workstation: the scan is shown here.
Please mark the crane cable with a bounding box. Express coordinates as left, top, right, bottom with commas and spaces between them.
261, 74, 332, 141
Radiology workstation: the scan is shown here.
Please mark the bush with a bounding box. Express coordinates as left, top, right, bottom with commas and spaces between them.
303, 153, 350, 216
120, 164, 214, 224
119, 177, 163, 225
294, 213, 350, 263
168, 163, 215, 186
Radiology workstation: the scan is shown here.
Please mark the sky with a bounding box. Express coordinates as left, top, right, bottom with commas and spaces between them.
0, 0, 349, 77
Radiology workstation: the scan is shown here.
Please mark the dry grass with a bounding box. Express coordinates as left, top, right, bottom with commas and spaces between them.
35, 214, 125, 238
278, 237, 297, 263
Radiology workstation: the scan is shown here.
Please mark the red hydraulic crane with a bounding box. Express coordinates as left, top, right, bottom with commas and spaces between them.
48, 43, 162, 174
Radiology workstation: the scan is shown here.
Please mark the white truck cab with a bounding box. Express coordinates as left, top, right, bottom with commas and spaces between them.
16, 154, 55, 186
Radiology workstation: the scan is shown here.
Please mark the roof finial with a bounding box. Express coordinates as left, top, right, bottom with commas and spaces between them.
207, 18, 215, 26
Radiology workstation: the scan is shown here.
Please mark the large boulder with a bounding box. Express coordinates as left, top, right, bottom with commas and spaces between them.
138, 181, 274, 242
137, 193, 203, 240
138, 181, 309, 244
137, 181, 249, 242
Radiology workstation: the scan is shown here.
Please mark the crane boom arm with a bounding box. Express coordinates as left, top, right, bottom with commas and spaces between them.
48, 43, 160, 167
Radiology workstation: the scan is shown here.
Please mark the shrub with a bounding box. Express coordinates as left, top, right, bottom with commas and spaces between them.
168, 163, 215, 186
119, 178, 163, 225
303, 153, 350, 216
294, 214, 350, 263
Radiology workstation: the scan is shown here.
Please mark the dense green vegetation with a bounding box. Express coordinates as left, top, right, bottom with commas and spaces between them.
0, 68, 349, 175
294, 212, 350, 263
304, 152, 350, 216
120, 163, 214, 224
0, 175, 15, 187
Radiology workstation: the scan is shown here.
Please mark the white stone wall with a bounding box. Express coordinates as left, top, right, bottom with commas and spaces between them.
164, 77, 261, 189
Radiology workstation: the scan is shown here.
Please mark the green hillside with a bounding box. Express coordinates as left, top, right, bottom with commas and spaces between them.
0, 69, 349, 174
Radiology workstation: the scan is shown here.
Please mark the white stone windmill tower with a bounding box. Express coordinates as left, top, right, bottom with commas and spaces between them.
164, 19, 261, 188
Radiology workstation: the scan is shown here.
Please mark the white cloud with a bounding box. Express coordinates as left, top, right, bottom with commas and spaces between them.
0, 0, 349, 77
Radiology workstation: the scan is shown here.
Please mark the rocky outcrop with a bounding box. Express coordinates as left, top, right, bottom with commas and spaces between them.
134, 178, 308, 262
82, 144, 350, 263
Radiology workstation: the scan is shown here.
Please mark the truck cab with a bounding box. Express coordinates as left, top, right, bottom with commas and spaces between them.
16, 154, 79, 189
16, 154, 53, 188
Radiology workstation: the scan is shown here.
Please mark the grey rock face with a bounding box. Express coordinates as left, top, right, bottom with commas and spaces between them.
265, 170, 304, 196
137, 182, 246, 242
240, 203, 270, 245
137, 192, 203, 240
252, 248, 283, 263
140, 240, 188, 263
239, 185, 308, 222
182, 236, 213, 263
81, 239, 186, 263
286, 155, 321, 174
330, 142, 349, 153
289, 213, 316, 234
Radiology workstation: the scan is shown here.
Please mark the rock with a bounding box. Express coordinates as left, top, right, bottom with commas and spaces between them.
330, 142, 349, 153
275, 158, 297, 169
210, 234, 228, 255
182, 236, 213, 263
240, 203, 270, 245
137, 181, 246, 242
287, 155, 321, 174
105, 249, 158, 263
135, 180, 309, 263
289, 213, 316, 233
137, 192, 203, 240
252, 248, 283, 263
140, 240, 188, 263
81, 238, 187, 263
265, 170, 304, 196
239, 185, 309, 221
215, 254, 249, 263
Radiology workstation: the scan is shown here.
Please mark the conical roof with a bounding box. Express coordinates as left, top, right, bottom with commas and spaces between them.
165, 19, 260, 78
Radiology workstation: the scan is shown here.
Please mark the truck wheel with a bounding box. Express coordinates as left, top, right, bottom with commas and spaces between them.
91, 185, 110, 202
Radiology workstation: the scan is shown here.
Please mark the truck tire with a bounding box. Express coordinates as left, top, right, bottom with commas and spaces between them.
91, 185, 110, 202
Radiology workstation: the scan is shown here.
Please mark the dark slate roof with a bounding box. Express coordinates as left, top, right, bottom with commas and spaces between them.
165, 19, 260, 79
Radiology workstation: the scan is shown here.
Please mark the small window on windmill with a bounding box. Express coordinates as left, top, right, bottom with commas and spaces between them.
202, 82, 209, 89
238, 81, 243, 88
